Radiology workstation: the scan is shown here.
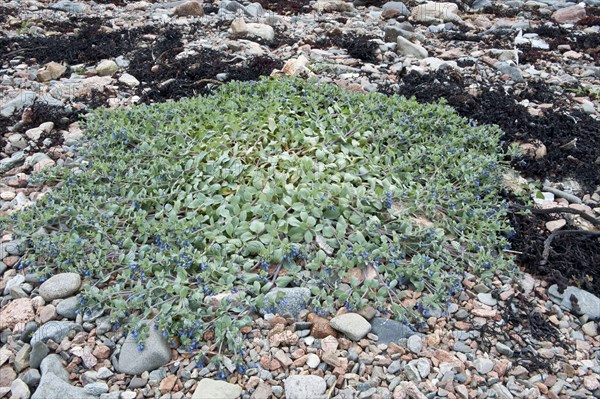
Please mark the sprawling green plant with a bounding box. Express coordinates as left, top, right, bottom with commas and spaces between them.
4, 77, 517, 369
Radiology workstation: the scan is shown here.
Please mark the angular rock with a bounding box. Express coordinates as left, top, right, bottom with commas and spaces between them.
396, 36, 428, 59
307, 313, 338, 338
30, 321, 82, 346
29, 342, 49, 369
174, 0, 204, 16
370, 318, 416, 344
116, 326, 171, 375
548, 285, 600, 320
329, 313, 371, 341
284, 375, 326, 399
39, 273, 81, 301
0, 365, 16, 388
262, 288, 310, 317
191, 378, 242, 399
21, 369, 41, 389
14, 344, 31, 372
552, 4, 586, 24
0, 298, 34, 330
37, 62, 66, 82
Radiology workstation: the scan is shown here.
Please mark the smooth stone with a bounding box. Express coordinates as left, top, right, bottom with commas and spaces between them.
191, 378, 242, 399
32, 373, 96, 399
38, 273, 81, 301
56, 297, 81, 320
370, 318, 416, 344
306, 353, 320, 368
548, 285, 600, 320
453, 341, 472, 353
407, 335, 423, 354
10, 379, 30, 399
116, 327, 171, 375
30, 321, 82, 346
411, 2, 461, 23
382, 1, 410, 15
95, 60, 119, 77
29, 342, 49, 369
473, 358, 495, 374
496, 342, 514, 357
330, 313, 371, 341
262, 288, 311, 317
49, 0, 85, 13
83, 382, 109, 395
494, 62, 524, 82
284, 375, 327, 399
477, 293, 498, 307
40, 355, 69, 382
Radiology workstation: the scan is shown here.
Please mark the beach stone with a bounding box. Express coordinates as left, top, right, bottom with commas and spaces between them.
370, 317, 416, 344
411, 2, 461, 23
382, 1, 410, 16
262, 288, 310, 317
14, 344, 31, 372
306, 353, 320, 368
32, 372, 96, 399
30, 321, 82, 346
477, 293, 498, 307
396, 36, 428, 59
548, 285, 600, 320
10, 378, 29, 399
116, 326, 171, 375
231, 20, 275, 42
407, 334, 423, 354
496, 342, 514, 357
552, 3, 586, 24
492, 383, 514, 399
0, 365, 16, 387
3, 274, 25, 295
191, 378, 242, 399
21, 369, 41, 389
40, 355, 69, 382
118, 73, 140, 88
0, 298, 34, 330
330, 313, 371, 341
473, 358, 495, 374
312, 0, 356, 12
582, 321, 598, 336
495, 62, 524, 82
29, 341, 49, 369
49, 0, 85, 13
37, 62, 66, 82
0, 152, 26, 173
174, 0, 204, 16
83, 382, 109, 395
38, 273, 81, 301
284, 375, 326, 399
56, 297, 80, 320
95, 60, 119, 77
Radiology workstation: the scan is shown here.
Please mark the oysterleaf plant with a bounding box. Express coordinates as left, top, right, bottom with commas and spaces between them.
4, 77, 518, 373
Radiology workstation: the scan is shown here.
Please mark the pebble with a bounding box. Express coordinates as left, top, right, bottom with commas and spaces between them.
38, 273, 82, 301
284, 375, 326, 399
116, 327, 172, 375
329, 313, 371, 341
